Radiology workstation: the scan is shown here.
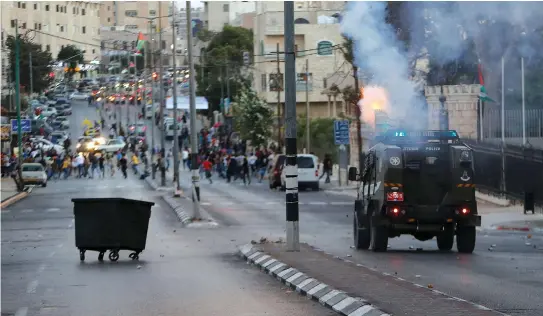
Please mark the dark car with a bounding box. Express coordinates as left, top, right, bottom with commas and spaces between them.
268, 154, 286, 189
55, 98, 69, 105
31, 119, 54, 136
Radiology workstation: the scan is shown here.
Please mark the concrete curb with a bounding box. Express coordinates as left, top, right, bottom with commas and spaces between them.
0, 187, 33, 209
238, 243, 390, 316
162, 195, 193, 225
475, 191, 511, 207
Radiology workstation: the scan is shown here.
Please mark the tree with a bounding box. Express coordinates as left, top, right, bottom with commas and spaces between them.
196, 25, 254, 113
5, 35, 53, 94
296, 117, 339, 163
232, 86, 274, 149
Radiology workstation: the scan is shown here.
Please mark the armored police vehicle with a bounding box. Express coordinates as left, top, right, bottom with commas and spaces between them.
348, 130, 481, 253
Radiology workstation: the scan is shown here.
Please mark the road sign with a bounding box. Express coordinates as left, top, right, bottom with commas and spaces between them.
334, 120, 350, 145
11, 119, 31, 133
243, 51, 250, 65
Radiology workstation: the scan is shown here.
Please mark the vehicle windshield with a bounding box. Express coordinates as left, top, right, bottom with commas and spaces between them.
22, 165, 43, 172
297, 156, 315, 168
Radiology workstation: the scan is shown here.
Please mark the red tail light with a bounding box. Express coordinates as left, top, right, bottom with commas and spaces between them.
388, 207, 401, 216
458, 208, 470, 215
386, 192, 404, 202
315, 170, 318, 177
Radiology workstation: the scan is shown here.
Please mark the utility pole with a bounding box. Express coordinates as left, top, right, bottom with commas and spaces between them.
276, 42, 282, 150
226, 63, 230, 99
14, 20, 23, 191
172, 0, 180, 194
158, 3, 166, 186
305, 58, 310, 153
29, 51, 33, 96
354, 66, 363, 172
220, 65, 224, 112
150, 21, 157, 179
186, 1, 202, 218
284, 1, 299, 252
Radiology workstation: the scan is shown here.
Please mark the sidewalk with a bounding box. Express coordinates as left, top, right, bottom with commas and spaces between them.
1, 178, 19, 202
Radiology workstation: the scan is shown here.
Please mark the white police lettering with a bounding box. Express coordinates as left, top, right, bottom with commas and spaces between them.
403, 147, 418, 151
425, 147, 440, 151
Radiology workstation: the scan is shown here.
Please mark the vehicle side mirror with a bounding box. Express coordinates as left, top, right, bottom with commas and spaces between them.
348, 167, 358, 181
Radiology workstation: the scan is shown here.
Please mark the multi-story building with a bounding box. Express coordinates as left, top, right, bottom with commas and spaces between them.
173, 6, 203, 62
1, 1, 102, 62
201, 1, 256, 32
253, 1, 353, 119
99, 1, 177, 68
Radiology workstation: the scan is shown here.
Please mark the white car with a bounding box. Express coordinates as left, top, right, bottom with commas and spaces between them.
280, 154, 319, 191
50, 131, 69, 143
21, 163, 47, 187
54, 116, 70, 129
41, 107, 57, 117
70, 92, 89, 101
95, 139, 126, 153
32, 139, 64, 154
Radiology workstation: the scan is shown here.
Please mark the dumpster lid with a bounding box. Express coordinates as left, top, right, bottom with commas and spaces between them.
71, 198, 155, 206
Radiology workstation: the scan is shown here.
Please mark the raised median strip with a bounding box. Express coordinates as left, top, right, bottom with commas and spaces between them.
239, 242, 508, 316
1, 187, 33, 209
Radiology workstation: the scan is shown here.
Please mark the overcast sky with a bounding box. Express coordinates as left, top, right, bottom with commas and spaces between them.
176, 0, 203, 8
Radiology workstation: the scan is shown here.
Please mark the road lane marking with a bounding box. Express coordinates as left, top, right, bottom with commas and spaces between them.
37, 264, 46, 273
68, 219, 74, 228
15, 307, 28, 316
21, 209, 34, 213
265, 201, 279, 205
2, 209, 10, 214
330, 201, 351, 206
46, 208, 60, 212
26, 280, 38, 293
48, 251, 56, 257
57, 244, 64, 248
308, 201, 327, 205
201, 202, 211, 206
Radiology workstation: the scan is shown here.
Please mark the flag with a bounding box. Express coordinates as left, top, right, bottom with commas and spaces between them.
478, 64, 495, 102
128, 61, 135, 68
136, 32, 146, 52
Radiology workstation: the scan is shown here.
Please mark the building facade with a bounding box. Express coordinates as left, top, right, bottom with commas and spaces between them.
1, 1, 102, 62
252, 1, 353, 119
201, 1, 256, 32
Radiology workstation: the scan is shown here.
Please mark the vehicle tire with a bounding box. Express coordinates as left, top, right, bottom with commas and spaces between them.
436, 224, 454, 251
353, 212, 370, 250
456, 226, 476, 254
79, 250, 85, 261
109, 251, 120, 262
370, 213, 389, 252
42, 182, 47, 187
312, 183, 319, 191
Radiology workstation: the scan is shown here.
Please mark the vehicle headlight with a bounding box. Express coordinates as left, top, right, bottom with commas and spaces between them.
87, 143, 95, 149
76, 143, 81, 148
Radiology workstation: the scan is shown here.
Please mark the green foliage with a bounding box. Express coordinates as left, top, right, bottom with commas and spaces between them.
57, 45, 84, 66
196, 25, 254, 113
196, 29, 215, 42
232, 86, 274, 149
296, 117, 340, 163
5, 35, 53, 94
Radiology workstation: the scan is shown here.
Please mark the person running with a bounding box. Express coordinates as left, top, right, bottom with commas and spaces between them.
119, 153, 128, 179
202, 158, 213, 184
131, 153, 140, 174
106, 153, 115, 177
98, 154, 105, 178
241, 156, 250, 185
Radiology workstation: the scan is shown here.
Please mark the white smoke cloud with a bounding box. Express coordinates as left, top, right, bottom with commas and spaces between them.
341, 2, 427, 130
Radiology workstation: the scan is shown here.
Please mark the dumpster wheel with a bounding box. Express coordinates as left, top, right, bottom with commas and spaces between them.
98, 252, 105, 262
79, 250, 85, 261
109, 251, 120, 262
129, 252, 140, 260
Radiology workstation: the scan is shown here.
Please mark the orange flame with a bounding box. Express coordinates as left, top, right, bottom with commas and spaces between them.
358, 86, 390, 129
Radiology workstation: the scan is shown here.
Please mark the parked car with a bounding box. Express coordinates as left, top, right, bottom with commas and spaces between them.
21, 163, 47, 187
95, 139, 126, 153
268, 154, 286, 189
60, 104, 72, 115
32, 138, 64, 153
50, 131, 69, 144
70, 92, 88, 101
54, 116, 70, 129
41, 107, 57, 118
280, 154, 319, 191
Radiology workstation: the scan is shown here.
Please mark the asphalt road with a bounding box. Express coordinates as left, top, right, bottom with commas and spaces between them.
1, 104, 336, 316
190, 176, 543, 316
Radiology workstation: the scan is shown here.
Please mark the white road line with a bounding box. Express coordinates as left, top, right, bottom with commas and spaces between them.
48, 251, 56, 258
68, 219, 74, 228
14, 307, 28, 316
200, 202, 211, 206
308, 202, 327, 205
330, 202, 351, 206
265, 201, 280, 205
57, 244, 64, 248
37, 263, 46, 273
46, 208, 60, 212
21, 209, 34, 213
115, 185, 125, 188
2, 210, 10, 214
26, 280, 38, 293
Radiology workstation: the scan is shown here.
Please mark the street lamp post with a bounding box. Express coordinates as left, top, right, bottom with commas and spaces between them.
171, 1, 181, 195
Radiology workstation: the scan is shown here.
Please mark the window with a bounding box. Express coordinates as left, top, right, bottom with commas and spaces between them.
161, 40, 166, 50
261, 74, 267, 91
60, 25, 64, 32
82, 26, 86, 34
73, 7, 75, 14
125, 10, 137, 17
38, 23, 41, 30
317, 40, 333, 55
45, 4, 49, 11
17, 2, 21, 8
107, 17, 111, 22
11, 20, 16, 28
223, 4, 229, 12
82, 9, 86, 15
296, 73, 313, 91
92, 49, 95, 54
107, 6, 110, 11
34, 23, 38, 30
21, 2, 25, 9
21, 22, 26, 29
269, 73, 284, 91
56, 5, 59, 12
323, 78, 327, 89
22, 165, 43, 172
126, 25, 138, 30
46, 44, 50, 51
34, 3, 37, 10
297, 156, 315, 169
149, 10, 156, 16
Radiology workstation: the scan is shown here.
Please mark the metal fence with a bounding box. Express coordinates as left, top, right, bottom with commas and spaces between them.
463, 139, 543, 208
482, 107, 543, 148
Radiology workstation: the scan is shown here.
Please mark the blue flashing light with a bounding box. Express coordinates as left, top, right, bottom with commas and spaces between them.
394, 132, 406, 137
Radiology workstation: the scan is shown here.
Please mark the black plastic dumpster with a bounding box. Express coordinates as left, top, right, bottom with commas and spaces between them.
72, 197, 154, 262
